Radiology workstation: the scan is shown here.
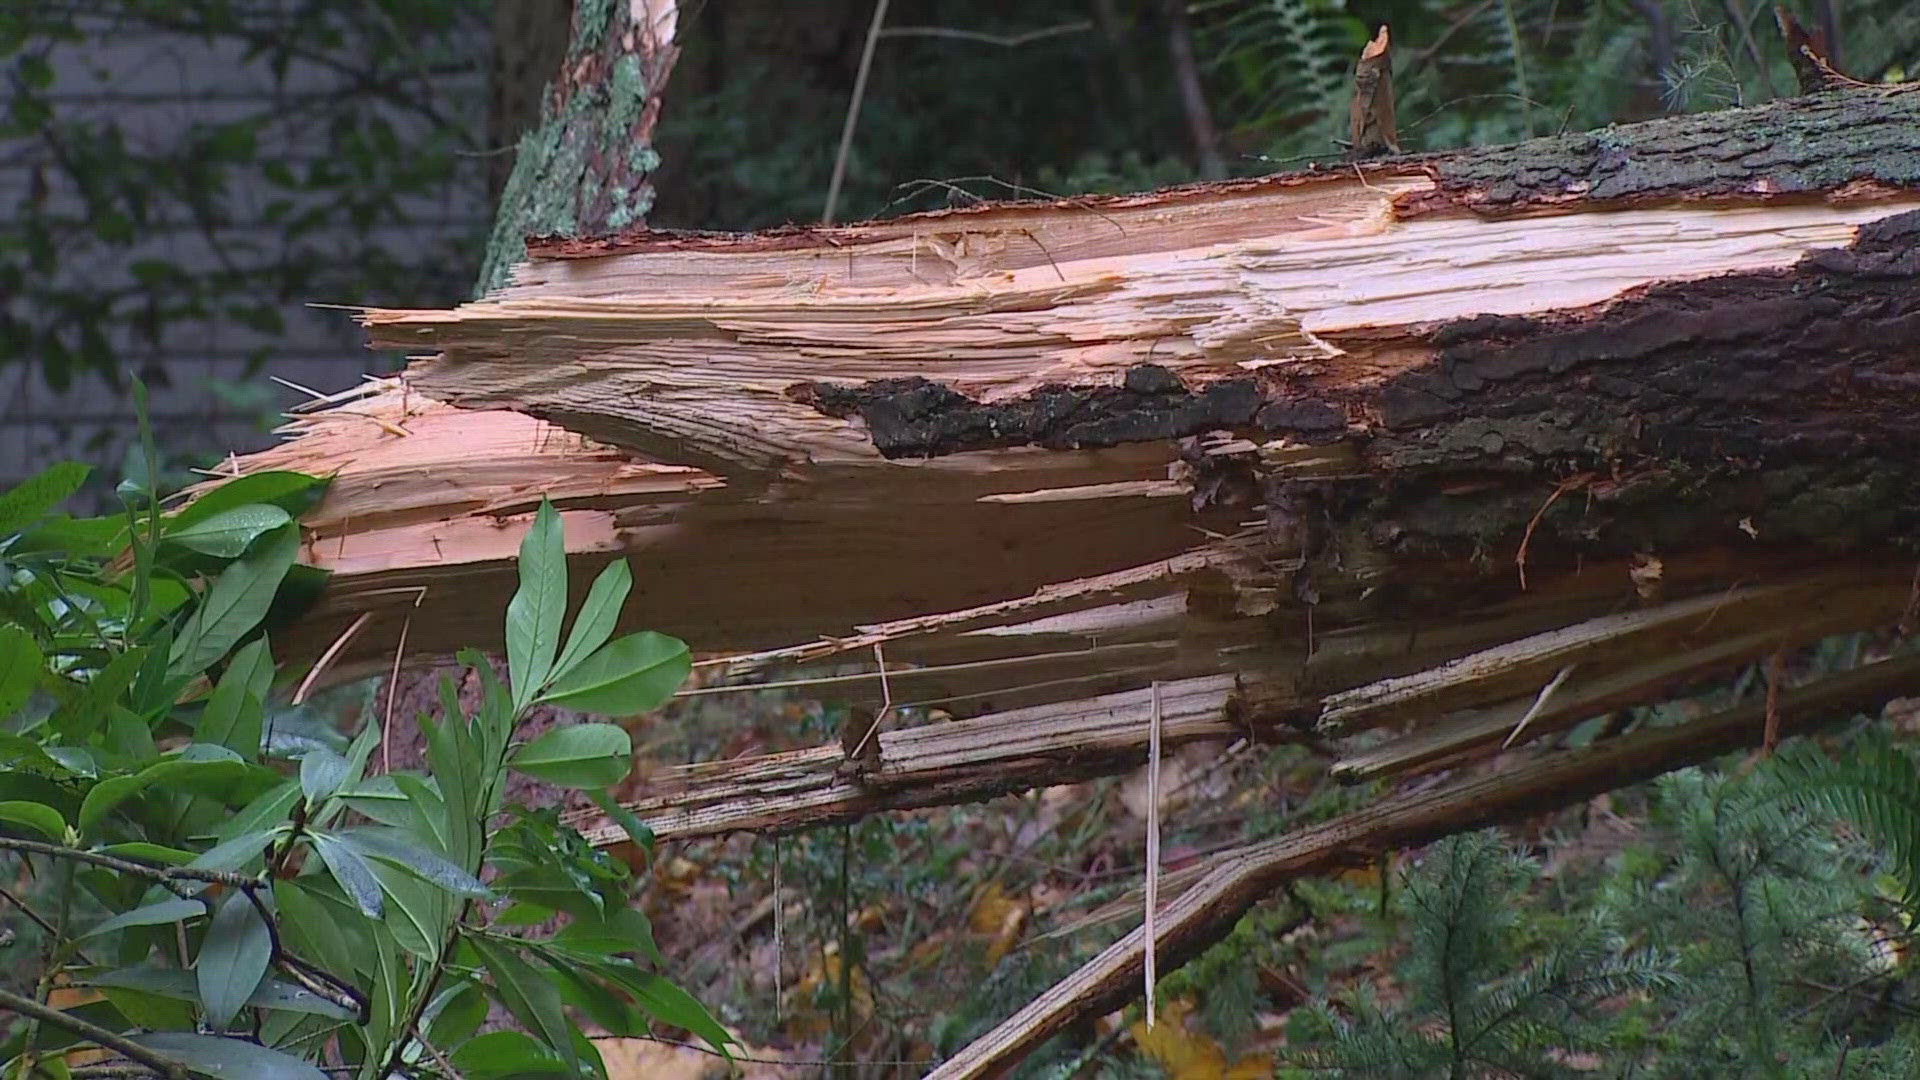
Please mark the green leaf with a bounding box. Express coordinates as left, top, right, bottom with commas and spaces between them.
589, 789, 653, 853
311, 832, 382, 918
165, 504, 292, 557
552, 558, 632, 685
84, 896, 206, 939
168, 524, 299, 681
165, 472, 322, 533
613, 969, 735, 1057
506, 501, 568, 710
198, 636, 272, 758
79, 747, 250, 835
448, 1030, 571, 1079
534, 631, 689, 718
426, 981, 487, 1048
507, 723, 632, 789
52, 645, 145, 741
0, 461, 89, 536
370, 861, 452, 961
94, 842, 196, 865
333, 827, 489, 897
338, 774, 421, 829
87, 964, 355, 1021
128, 1032, 326, 1080
298, 747, 351, 805
185, 827, 276, 878
328, 822, 487, 891
219, 781, 299, 842
197, 892, 273, 1028
0, 800, 66, 841
552, 907, 663, 967
0, 625, 44, 721
471, 935, 577, 1067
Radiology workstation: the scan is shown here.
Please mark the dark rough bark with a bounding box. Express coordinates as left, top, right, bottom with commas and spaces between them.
796, 207, 1920, 577
1404, 87, 1920, 215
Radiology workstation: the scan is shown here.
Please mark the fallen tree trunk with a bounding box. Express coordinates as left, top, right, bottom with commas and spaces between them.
220, 59, 1920, 1080
264, 88, 1920, 699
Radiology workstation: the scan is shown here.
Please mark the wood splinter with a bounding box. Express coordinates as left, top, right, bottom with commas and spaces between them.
1348, 24, 1400, 159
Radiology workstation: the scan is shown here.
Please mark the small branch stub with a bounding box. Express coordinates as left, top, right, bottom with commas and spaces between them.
1349, 25, 1399, 159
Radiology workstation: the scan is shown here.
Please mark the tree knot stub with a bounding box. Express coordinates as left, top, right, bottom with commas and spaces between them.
791, 364, 1268, 459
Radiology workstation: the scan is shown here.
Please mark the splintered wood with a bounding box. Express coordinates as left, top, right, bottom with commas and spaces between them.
209, 83, 1920, 1080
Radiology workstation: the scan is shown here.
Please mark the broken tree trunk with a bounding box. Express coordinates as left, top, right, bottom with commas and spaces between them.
224, 76, 1920, 1080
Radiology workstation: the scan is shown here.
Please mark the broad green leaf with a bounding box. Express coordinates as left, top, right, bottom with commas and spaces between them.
534, 631, 689, 718
338, 774, 421, 829
298, 747, 351, 805
168, 524, 299, 681
589, 789, 654, 852
198, 636, 273, 758
0, 800, 66, 842
165, 472, 322, 533
197, 892, 273, 1027
551, 558, 632, 685
426, 981, 487, 1048
505, 501, 567, 710
370, 861, 451, 961
182, 827, 278, 887
94, 841, 196, 865
507, 723, 632, 789
52, 645, 146, 741
334, 827, 489, 897
165, 504, 292, 557
0, 734, 65, 773
552, 907, 662, 967
337, 716, 380, 796
0, 626, 43, 721
88, 964, 355, 1021
391, 772, 447, 846
219, 780, 299, 842
272, 881, 363, 980
83, 896, 206, 938
471, 935, 576, 1067
311, 832, 382, 918
449, 1030, 570, 1079
79, 747, 250, 834
615, 969, 736, 1057
78, 775, 147, 835
128, 1032, 327, 1080
419, 707, 476, 869
0, 461, 89, 536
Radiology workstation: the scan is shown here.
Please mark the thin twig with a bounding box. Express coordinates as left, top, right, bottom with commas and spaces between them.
0, 837, 262, 893
293, 609, 375, 705
1763, 646, 1786, 754
0, 986, 189, 1079
1143, 679, 1164, 1029
1502, 663, 1578, 749
823, 0, 892, 225
877, 22, 1090, 47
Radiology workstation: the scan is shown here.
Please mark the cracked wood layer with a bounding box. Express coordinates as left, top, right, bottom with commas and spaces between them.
565, 674, 1259, 845
930, 651, 1920, 1080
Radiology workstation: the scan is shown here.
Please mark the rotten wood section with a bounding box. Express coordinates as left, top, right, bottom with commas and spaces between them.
928, 652, 1920, 1080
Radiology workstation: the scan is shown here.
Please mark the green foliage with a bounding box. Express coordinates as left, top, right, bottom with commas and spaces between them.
1286, 831, 1674, 1078
0, 469, 722, 1079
